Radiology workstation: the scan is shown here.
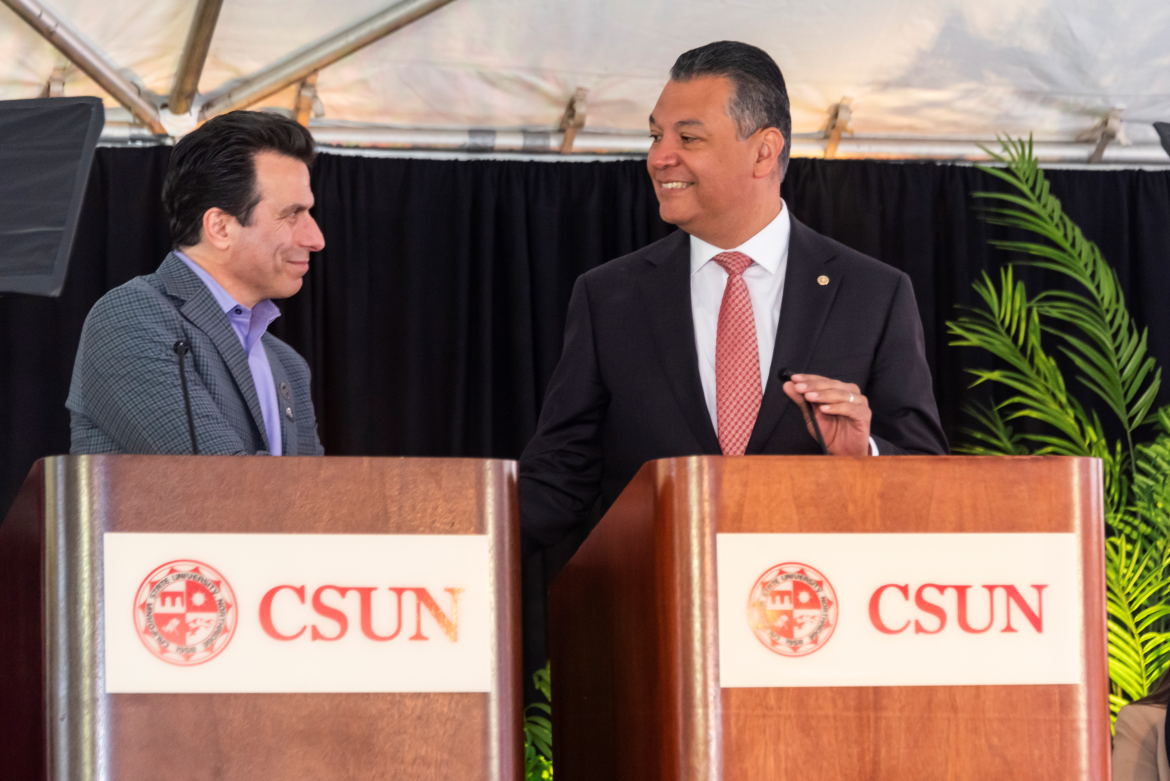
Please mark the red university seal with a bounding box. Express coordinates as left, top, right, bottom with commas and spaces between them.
748, 562, 838, 657
134, 560, 237, 665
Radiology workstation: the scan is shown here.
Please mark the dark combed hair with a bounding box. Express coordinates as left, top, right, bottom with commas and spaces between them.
670, 41, 792, 173
162, 110, 317, 248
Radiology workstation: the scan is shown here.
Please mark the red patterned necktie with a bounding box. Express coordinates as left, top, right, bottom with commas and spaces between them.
713, 251, 762, 456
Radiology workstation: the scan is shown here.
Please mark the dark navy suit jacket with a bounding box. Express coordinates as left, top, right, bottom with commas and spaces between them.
519, 217, 948, 553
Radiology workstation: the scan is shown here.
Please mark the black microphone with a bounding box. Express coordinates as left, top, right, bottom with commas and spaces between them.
173, 341, 200, 455
778, 368, 829, 455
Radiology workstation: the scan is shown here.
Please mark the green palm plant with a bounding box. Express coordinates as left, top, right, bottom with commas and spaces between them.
1108, 409, 1170, 714
945, 136, 1170, 725
524, 662, 553, 780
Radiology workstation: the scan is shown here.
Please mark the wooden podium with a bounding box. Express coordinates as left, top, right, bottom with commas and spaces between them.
549, 455, 1109, 781
0, 455, 522, 781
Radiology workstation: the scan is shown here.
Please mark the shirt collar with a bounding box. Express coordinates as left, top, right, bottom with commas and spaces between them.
689, 201, 791, 276
174, 250, 281, 339
176, 250, 245, 314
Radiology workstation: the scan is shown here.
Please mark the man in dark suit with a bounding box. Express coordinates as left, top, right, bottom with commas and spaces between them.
519, 41, 948, 554
67, 111, 325, 456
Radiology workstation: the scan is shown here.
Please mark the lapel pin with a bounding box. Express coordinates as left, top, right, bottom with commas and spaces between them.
817, 275, 830, 286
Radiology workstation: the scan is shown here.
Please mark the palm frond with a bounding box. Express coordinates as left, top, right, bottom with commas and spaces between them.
532, 660, 552, 702
952, 401, 1028, 455
973, 136, 1162, 457
947, 267, 1106, 460
953, 136, 1170, 736
1105, 504, 1170, 723
1105, 534, 1170, 720
1132, 409, 1170, 532
525, 661, 554, 779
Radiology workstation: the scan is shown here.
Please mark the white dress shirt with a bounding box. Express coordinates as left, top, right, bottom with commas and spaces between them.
689, 202, 877, 454
690, 205, 790, 431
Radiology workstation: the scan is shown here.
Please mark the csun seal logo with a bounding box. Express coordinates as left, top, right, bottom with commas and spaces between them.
748, 562, 838, 657
134, 560, 237, 666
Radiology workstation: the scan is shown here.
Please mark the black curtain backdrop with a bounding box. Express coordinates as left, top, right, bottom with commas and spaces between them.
3, 147, 1170, 695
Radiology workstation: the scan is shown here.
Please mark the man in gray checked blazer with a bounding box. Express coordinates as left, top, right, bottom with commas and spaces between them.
67, 111, 325, 456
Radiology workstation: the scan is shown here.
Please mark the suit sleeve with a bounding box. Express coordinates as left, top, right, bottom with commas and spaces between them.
518, 275, 610, 556
867, 273, 949, 455
66, 284, 250, 456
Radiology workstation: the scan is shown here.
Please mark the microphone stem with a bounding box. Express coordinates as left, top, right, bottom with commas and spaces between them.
173, 341, 200, 455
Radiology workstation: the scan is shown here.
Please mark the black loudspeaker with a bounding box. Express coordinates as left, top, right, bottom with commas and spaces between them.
1156, 122, 1170, 159
0, 97, 104, 297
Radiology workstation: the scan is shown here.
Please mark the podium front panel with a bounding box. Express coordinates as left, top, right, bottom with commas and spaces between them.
0, 455, 522, 781
549, 456, 1108, 781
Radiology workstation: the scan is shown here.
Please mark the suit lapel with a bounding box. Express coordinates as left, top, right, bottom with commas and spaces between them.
637, 231, 722, 454
157, 253, 271, 452
746, 217, 842, 453
265, 338, 297, 457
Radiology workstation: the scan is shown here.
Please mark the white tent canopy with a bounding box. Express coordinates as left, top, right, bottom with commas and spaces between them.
2, 0, 1169, 161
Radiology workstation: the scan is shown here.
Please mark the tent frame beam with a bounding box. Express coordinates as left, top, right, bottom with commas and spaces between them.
2, 0, 165, 133
198, 0, 459, 121
95, 120, 1170, 164
168, 0, 224, 115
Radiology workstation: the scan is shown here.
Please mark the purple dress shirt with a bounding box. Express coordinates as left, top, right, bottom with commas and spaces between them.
176, 252, 283, 456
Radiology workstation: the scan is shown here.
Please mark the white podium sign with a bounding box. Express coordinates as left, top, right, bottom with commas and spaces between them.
717, 533, 1082, 688
103, 533, 491, 694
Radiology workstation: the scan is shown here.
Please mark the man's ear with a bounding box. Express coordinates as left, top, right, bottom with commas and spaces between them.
201, 207, 235, 251
753, 127, 785, 180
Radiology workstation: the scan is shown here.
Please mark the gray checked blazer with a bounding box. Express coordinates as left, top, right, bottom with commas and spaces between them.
66, 252, 324, 456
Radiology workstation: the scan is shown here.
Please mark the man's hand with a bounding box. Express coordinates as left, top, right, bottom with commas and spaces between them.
782, 374, 871, 457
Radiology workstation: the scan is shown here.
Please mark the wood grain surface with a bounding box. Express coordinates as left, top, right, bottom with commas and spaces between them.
1, 455, 523, 781
0, 461, 46, 780
550, 455, 1109, 781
